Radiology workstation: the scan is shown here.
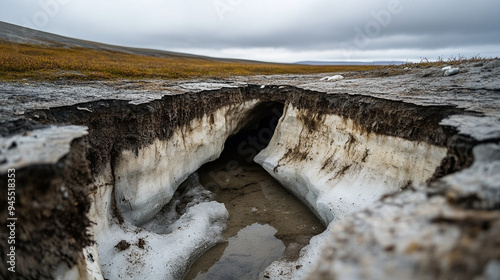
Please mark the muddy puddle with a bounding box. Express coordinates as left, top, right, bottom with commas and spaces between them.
184, 137, 325, 279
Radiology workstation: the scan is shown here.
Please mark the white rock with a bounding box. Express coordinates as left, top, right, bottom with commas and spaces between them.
444, 67, 459, 76
320, 75, 344, 81
77, 106, 93, 112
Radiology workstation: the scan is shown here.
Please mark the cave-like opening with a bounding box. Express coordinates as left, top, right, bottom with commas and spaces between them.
225, 101, 285, 162
184, 102, 325, 279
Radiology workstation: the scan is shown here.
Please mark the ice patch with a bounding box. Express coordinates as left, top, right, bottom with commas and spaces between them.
113, 100, 260, 226
142, 173, 216, 234
255, 103, 447, 278
88, 172, 229, 280
97, 201, 228, 280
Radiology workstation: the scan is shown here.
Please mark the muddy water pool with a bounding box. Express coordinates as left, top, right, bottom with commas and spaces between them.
184, 143, 325, 279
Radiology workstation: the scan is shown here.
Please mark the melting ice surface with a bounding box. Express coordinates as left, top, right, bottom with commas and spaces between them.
193, 223, 285, 280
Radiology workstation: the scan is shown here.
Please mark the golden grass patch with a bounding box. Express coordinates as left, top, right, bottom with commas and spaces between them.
0, 41, 379, 81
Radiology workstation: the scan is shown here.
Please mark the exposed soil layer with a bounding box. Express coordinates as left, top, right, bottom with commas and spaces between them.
0, 138, 93, 279
0, 85, 487, 279
24, 86, 470, 174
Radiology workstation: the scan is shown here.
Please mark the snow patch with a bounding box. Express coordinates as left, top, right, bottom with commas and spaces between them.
178, 82, 245, 91
97, 201, 228, 280
86, 100, 273, 279
88, 172, 228, 280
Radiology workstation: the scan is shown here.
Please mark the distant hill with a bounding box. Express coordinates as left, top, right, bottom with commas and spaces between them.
0, 21, 381, 81
0, 21, 264, 64
0, 21, 404, 67
296, 61, 405, 66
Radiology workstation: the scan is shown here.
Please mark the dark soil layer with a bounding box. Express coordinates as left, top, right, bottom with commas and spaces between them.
0, 138, 93, 279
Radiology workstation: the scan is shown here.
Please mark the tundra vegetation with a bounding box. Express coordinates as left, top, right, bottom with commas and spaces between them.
0, 41, 379, 81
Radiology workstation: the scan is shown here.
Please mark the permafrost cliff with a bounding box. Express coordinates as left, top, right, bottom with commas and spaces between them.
1, 60, 500, 280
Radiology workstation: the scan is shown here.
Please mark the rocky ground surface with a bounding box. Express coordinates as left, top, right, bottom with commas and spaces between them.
0, 60, 499, 279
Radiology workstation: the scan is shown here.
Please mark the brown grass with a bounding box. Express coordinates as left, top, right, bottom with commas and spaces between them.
0, 41, 379, 81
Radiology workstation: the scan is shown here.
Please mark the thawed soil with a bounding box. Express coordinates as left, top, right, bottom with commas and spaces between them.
185, 140, 325, 279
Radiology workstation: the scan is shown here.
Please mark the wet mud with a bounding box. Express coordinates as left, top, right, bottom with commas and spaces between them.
184, 136, 325, 279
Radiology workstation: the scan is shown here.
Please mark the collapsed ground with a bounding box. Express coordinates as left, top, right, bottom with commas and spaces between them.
0, 60, 499, 280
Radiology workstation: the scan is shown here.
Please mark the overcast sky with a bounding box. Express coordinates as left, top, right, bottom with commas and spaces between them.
1, 0, 500, 62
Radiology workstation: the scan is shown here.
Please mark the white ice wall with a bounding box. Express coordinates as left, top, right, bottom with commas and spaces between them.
255, 104, 447, 279
114, 100, 260, 226
84, 100, 264, 280
255, 103, 447, 225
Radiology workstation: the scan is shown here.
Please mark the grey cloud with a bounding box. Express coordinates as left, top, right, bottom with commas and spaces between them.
0, 0, 499, 61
